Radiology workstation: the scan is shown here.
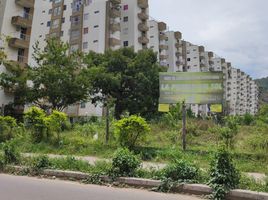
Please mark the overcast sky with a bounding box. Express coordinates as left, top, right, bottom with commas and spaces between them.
149, 0, 268, 79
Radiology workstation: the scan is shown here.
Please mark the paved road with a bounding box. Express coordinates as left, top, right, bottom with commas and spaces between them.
0, 174, 202, 200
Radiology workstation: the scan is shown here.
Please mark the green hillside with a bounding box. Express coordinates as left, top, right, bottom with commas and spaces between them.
255, 77, 268, 104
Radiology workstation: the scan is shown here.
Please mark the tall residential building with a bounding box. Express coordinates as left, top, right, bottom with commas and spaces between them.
166, 31, 183, 72
121, 0, 149, 51
148, 20, 168, 66
0, 0, 34, 111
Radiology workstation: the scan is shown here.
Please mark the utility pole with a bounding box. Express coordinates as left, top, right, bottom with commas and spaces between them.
182, 101, 187, 151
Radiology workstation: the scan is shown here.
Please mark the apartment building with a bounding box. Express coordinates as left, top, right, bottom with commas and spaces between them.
0, 0, 34, 112
121, 0, 149, 51
148, 20, 168, 66
166, 31, 183, 72
0, 0, 259, 117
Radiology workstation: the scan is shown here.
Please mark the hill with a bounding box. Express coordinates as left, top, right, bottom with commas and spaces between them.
255, 77, 268, 104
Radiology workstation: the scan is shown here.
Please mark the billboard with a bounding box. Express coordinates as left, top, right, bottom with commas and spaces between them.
159, 72, 224, 104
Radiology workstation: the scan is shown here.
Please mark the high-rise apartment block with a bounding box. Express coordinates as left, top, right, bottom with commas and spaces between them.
0, 0, 259, 116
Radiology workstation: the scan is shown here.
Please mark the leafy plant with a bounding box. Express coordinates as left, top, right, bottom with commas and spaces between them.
163, 159, 199, 182
208, 148, 240, 200
243, 113, 254, 125
0, 116, 17, 142
111, 148, 141, 177
114, 115, 150, 149
31, 155, 50, 172
3, 140, 20, 164
24, 107, 47, 142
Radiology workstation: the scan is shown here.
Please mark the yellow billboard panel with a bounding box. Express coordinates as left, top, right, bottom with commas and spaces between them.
210, 104, 223, 113
158, 104, 170, 112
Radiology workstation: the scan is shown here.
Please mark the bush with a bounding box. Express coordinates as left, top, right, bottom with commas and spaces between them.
0, 116, 17, 142
31, 155, 50, 171
3, 140, 20, 164
111, 148, 141, 177
0, 154, 4, 171
208, 148, 240, 200
24, 107, 47, 142
163, 159, 199, 182
114, 115, 150, 149
243, 113, 254, 125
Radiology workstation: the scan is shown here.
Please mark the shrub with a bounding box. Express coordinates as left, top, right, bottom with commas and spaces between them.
208, 148, 240, 200
31, 155, 50, 171
3, 140, 20, 164
47, 110, 68, 143
0, 116, 17, 142
243, 113, 254, 125
24, 107, 47, 142
111, 148, 141, 177
163, 159, 199, 182
114, 115, 150, 149
0, 154, 4, 171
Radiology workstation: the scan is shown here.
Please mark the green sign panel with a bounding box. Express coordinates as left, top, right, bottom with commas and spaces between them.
159, 72, 224, 104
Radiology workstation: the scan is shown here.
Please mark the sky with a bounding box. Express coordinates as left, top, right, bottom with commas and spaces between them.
149, 0, 268, 79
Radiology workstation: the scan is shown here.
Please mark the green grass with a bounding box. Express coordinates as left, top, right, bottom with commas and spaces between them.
1, 118, 268, 174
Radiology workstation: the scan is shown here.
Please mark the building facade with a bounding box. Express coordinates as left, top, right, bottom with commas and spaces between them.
0, 0, 259, 116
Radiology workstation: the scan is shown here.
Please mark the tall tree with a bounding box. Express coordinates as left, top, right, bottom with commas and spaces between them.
85, 48, 166, 119
29, 39, 92, 111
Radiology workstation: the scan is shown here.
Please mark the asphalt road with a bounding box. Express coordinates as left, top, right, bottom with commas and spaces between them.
0, 174, 202, 200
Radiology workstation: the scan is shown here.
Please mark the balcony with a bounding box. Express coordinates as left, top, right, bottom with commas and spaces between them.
109, 38, 120, 47
138, 0, 148, 9
158, 22, 166, 31
159, 44, 168, 50
175, 42, 182, 49
176, 61, 183, 66
174, 31, 182, 39
138, 36, 149, 44
208, 51, 214, 57
110, 8, 120, 18
138, 12, 148, 20
11, 14, 32, 28
199, 46, 205, 52
110, 0, 121, 5
138, 22, 149, 31
8, 34, 30, 49
110, 23, 120, 32
175, 52, 182, 58
200, 55, 205, 60
209, 60, 214, 65
159, 34, 167, 41
15, 0, 34, 8
159, 55, 168, 60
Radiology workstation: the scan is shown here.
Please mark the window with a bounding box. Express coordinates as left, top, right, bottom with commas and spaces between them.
83, 42, 88, 49
71, 16, 80, 25
62, 17, 65, 23
123, 16, 128, 22
94, 25, 99, 28
47, 21, 51, 27
53, 6, 61, 16
70, 44, 79, 52
60, 31, 64, 36
122, 28, 128, 34
63, 5, 67, 10
84, 13, 89, 20
84, 27, 88, 34
123, 41, 128, 47
70, 30, 80, 40
51, 19, 60, 29
123, 4, 128, 10
94, 10, 99, 14
48, 9, 52, 14
80, 102, 86, 108
150, 36, 154, 38
150, 26, 154, 28
187, 58, 191, 61
93, 40, 98, 43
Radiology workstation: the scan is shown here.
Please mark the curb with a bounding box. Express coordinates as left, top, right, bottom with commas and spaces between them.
3, 166, 268, 200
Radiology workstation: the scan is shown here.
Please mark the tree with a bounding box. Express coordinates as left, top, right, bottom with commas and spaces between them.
85, 48, 166, 119
28, 38, 92, 111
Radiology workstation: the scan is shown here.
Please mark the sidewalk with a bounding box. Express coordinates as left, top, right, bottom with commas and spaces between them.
23, 153, 266, 182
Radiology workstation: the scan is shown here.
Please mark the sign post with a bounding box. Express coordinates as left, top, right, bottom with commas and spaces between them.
159, 72, 224, 151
